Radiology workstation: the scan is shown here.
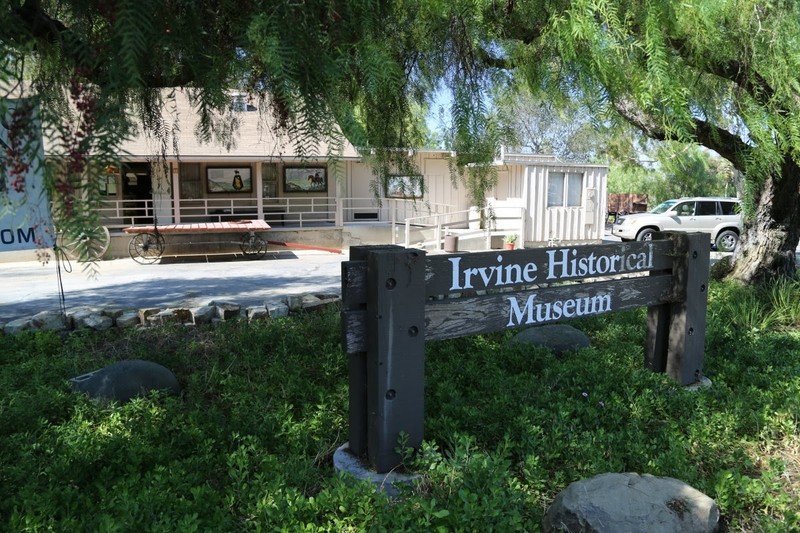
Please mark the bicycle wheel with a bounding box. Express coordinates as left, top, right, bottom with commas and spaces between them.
240, 233, 266, 259
57, 225, 111, 261
128, 232, 165, 264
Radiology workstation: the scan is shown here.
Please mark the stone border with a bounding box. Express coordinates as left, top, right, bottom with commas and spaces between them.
1, 292, 341, 335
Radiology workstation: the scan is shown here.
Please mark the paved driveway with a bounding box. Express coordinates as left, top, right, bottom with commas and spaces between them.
0, 250, 347, 322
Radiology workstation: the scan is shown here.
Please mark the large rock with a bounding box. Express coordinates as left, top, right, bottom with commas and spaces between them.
66, 306, 99, 329
211, 301, 240, 320
116, 311, 141, 328
31, 310, 69, 331
192, 305, 216, 325
83, 314, 114, 331
4, 317, 32, 335
542, 472, 720, 533
70, 359, 181, 403
509, 324, 591, 356
247, 306, 269, 321
148, 308, 193, 325
265, 299, 289, 318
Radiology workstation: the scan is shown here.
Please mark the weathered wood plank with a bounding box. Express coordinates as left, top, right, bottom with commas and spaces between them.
424, 240, 674, 297
425, 275, 674, 341
342, 274, 674, 352
123, 220, 271, 234
341, 261, 367, 308
341, 309, 368, 354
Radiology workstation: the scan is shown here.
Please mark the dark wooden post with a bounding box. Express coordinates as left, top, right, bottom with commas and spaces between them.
665, 232, 710, 385
645, 232, 709, 385
365, 247, 426, 473
341, 245, 401, 457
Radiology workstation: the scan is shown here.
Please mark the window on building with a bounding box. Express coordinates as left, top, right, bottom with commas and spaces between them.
547, 172, 584, 207
179, 163, 201, 199
262, 163, 278, 197
231, 94, 257, 112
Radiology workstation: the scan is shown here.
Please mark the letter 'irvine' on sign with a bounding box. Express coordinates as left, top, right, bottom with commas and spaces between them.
0, 99, 54, 252
448, 244, 654, 291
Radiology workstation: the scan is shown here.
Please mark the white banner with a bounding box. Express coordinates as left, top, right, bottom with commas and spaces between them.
0, 99, 54, 252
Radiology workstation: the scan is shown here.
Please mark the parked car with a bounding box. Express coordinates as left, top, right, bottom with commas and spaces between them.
611, 196, 742, 251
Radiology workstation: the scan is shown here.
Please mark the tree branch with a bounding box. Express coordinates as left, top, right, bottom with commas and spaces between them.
612, 96, 748, 170
666, 37, 775, 104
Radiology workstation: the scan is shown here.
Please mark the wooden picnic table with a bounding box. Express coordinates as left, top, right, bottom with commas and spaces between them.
123, 220, 271, 264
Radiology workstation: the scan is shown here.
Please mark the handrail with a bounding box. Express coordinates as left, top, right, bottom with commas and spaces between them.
100, 197, 338, 229
99, 196, 466, 235
401, 205, 526, 250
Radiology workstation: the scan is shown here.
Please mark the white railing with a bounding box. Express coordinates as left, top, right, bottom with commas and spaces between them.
401, 205, 526, 250
99, 196, 468, 237
339, 198, 452, 225
178, 197, 336, 227
98, 199, 156, 229
99, 197, 338, 229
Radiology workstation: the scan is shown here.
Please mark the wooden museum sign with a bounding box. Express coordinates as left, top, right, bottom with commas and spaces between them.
341, 232, 710, 473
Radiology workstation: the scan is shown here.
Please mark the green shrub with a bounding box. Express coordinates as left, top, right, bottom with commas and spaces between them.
1, 296, 798, 530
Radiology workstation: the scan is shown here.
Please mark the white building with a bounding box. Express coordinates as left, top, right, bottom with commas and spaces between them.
80, 90, 610, 255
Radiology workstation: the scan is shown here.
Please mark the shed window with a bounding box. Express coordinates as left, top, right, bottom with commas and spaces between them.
547, 172, 584, 207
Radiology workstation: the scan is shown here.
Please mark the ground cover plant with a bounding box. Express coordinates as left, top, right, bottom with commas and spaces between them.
1, 278, 799, 531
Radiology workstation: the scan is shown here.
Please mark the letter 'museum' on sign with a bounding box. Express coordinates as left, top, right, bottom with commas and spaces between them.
0, 99, 53, 252
341, 235, 710, 473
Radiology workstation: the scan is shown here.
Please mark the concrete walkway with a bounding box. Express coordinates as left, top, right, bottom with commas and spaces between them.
0, 250, 348, 322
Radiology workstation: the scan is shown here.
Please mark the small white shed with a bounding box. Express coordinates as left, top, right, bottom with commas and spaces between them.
489, 153, 608, 245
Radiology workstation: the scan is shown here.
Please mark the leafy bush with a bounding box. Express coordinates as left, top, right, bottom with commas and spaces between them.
1, 288, 799, 531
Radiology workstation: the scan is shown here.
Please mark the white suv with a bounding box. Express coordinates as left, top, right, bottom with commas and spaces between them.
611, 197, 742, 251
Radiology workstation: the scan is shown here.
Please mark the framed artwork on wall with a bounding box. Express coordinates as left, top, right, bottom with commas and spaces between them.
206, 167, 252, 193
386, 175, 424, 199
284, 167, 327, 192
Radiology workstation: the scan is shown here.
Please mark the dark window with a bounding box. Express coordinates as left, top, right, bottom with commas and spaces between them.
720, 201, 739, 215
697, 201, 718, 216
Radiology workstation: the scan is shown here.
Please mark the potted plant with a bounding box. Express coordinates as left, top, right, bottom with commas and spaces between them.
503, 234, 517, 250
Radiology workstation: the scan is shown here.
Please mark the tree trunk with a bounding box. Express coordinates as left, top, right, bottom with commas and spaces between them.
729, 158, 800, 284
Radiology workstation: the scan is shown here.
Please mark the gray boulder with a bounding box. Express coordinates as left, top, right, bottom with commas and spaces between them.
509, 323, 591, 356
83, 314, 114, 331
4, 317, 31, 335
70, 359, 180, 403
265, 299, 289, 318
543, 472, 719, 533
211, 301, 240, 320
247, 306, 269, 321
31, 310, 69, 331
116, 311, 141, 328
148, 308, 192, 325
192, 305, 216, 325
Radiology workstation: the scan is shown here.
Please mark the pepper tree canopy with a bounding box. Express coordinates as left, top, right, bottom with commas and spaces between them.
2, 0, 799, 282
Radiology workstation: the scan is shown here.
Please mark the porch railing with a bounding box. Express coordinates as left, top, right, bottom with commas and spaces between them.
340, 198, 452, 225
98, 199, 156, 229
100, 197, 454, 231
400, 205, 526, 250
99, 197, 338, 229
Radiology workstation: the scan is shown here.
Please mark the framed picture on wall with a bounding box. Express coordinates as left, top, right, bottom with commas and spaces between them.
284, 167, 327, 192
386, 175, 424, 199
206, 167, 252, 193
